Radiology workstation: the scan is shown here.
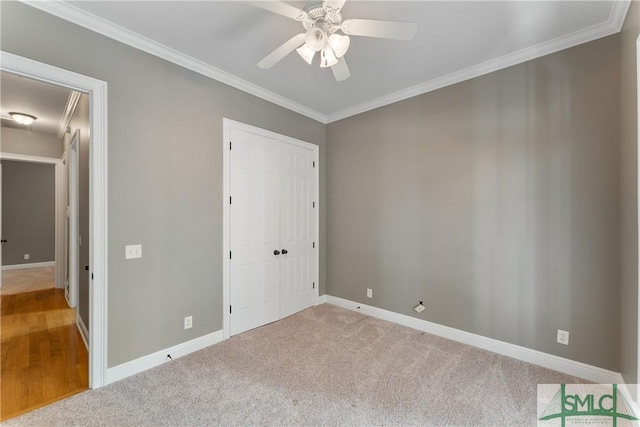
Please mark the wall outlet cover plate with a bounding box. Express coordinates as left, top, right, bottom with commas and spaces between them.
557, 329, 569, 345
414, 304, 426, 313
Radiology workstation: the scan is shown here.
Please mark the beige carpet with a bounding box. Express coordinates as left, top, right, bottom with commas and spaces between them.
1, 266, 55, 295
4, 304, 582, 426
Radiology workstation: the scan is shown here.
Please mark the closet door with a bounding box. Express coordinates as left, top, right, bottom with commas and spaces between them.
229, 129, 281, 336
279, 143, 316, 318
227, 121, 318, 337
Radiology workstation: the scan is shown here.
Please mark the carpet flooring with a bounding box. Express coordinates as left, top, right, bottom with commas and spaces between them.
4, 304, 583, 426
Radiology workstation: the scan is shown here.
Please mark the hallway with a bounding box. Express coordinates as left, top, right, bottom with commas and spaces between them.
0, 268, 88, 420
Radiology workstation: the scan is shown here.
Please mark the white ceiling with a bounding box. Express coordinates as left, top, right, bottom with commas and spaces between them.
34, 1, 629, 123
0, 71, 73, 136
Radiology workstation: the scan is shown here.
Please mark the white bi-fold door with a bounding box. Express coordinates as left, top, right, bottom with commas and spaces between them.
225, 120, 318, 337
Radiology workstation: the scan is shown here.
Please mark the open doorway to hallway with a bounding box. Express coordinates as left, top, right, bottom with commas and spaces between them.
0, 71, 90, 421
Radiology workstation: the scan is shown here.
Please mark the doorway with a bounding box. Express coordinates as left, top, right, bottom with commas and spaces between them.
0, 73, 89, 420
222, 119, 320, 338
0, 52, 108, 395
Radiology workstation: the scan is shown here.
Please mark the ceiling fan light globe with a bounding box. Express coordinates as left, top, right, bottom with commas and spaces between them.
320, 47, 338, 68
305, 27, 326, 51
296, 44, 316, 65
328, 33, 350, 58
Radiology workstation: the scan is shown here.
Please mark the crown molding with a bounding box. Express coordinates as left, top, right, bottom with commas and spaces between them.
326, 0, 631, 123
21, 0, 328, 124
22, 0, 629, 126
58, 90, 81, 139
611, 0, 633, 32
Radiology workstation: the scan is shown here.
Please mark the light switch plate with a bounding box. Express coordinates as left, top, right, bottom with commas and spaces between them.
125, 244, 142, 260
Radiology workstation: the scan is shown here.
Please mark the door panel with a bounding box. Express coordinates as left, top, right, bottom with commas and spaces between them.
230, 130, 280, 336
280, 143, 315, 318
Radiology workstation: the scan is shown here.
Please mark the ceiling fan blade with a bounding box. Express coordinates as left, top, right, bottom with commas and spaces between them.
323, 0, 346, 12
331, 57, 351, 81
257, 33, 306, 69
247, 1, 308, 21
341, 19, 417, 40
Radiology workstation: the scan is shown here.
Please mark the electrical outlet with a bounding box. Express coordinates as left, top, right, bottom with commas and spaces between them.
125, 244, 142, 260
414, 302, 426, 313
184, 316, 193, 330
366, 288, 372, 298
557, 329, 569, 345
24, 254, 30, 260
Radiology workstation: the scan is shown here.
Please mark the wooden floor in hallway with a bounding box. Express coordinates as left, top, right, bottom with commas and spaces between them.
1, 284, 88, 421
1, 266, 56, 295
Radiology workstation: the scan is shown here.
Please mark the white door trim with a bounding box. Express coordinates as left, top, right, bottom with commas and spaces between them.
222, 119, 320, 340
636, 33, 640, 401
0, 51, 109, 389
67, 131, 80, 308
0, 152, 61, 164
59, 151, 68, 290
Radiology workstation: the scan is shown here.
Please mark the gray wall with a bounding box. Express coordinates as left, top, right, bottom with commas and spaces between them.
1, 127, 63, 158
2, 160, 55, 265
1, 1, 630, 375
0, 1, 326, 367
62, 94, 91, 331
620, 0, 640, 389
327, 35, 621, 370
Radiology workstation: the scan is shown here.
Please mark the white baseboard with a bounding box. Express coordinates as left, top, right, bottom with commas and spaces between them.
2, 261, 55, 271
76, 314, 89, 351
325, 295, 622, 385
105, 330, 224, 385
317, 294, 327, 305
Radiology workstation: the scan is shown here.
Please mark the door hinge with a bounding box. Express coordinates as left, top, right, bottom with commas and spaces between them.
312, 201, 315, 208
229, 251, 232, 259
229, 141, 232, 150
91, 273, 94, 280
229, 196, 232, 204
313, 161, 315, 168
313, 282, 315, 289
313, 242, 315, 249
230, 305, 232, 314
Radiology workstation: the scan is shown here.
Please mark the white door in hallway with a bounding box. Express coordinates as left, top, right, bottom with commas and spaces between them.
228, 122, 318, 336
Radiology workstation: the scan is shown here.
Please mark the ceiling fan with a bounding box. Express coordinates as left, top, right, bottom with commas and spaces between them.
250, 0, 417, 81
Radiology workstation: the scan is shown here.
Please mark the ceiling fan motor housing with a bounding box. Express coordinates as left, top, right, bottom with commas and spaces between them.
303, 6, 342, 34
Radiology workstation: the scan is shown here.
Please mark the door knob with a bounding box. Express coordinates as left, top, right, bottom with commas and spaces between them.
273, 250, 280, 256
281, 249, 288, 254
